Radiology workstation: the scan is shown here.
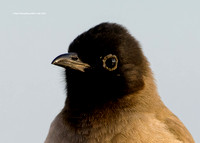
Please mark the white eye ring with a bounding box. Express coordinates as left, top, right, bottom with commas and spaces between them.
102, 54, 118, 71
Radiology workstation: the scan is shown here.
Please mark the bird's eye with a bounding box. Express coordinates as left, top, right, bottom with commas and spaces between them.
102, 54, 118, 71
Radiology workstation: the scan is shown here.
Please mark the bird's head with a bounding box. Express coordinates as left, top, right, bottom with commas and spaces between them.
52, 23, 151, 105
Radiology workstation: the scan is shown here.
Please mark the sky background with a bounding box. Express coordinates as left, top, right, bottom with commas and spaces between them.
0, 0, 199, 142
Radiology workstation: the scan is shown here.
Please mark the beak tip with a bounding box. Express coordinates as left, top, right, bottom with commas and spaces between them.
51, 61, 55, 65
51, 57, 60, 65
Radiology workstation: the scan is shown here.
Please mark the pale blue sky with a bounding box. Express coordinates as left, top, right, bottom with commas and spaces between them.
0, 1, 199, 142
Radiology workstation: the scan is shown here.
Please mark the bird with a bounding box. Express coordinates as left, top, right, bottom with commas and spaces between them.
45, 22, 194, 143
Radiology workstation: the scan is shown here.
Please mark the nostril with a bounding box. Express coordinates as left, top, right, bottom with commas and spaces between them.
71, 56, 79, 61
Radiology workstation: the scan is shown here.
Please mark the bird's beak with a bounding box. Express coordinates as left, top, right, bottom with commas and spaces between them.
51, 53, 90, 72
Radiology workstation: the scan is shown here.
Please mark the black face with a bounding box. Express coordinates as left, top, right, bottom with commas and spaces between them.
52, 23, 149, 106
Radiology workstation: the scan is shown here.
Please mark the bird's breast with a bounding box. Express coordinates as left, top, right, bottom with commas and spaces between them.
46, 110, 183, 143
